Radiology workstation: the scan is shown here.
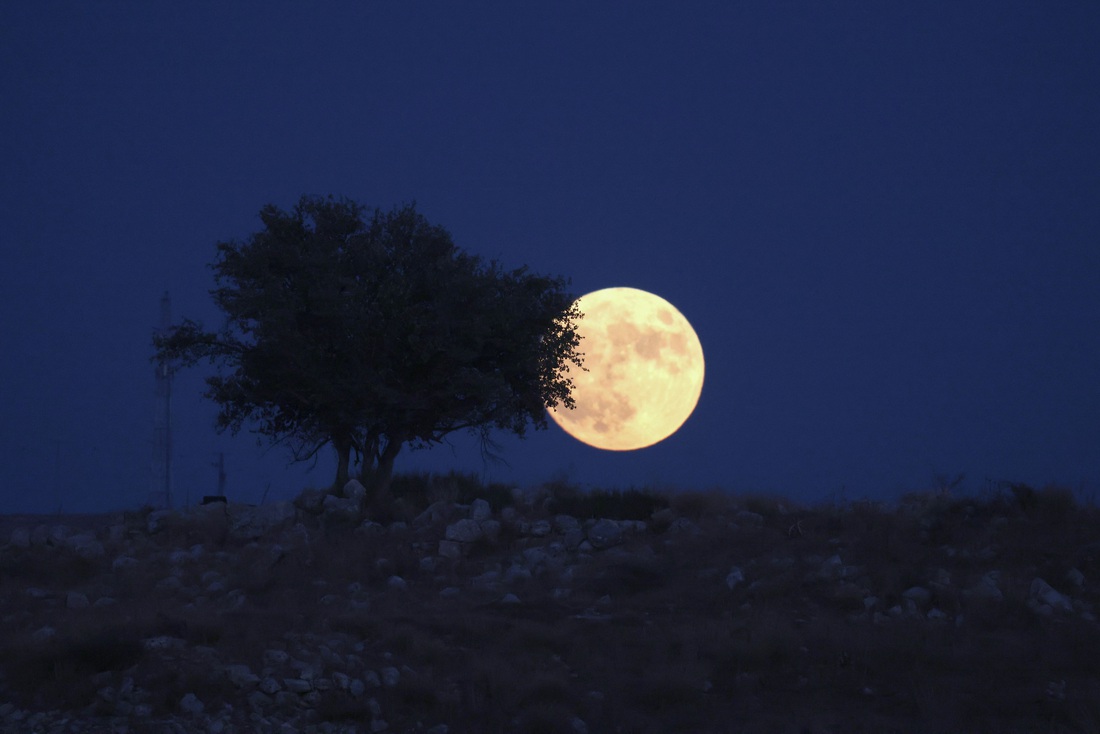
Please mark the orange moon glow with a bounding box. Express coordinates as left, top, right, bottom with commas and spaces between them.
549, 287, 704, 450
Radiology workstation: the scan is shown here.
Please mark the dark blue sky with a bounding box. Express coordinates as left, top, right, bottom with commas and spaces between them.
2, 2, 1098, 514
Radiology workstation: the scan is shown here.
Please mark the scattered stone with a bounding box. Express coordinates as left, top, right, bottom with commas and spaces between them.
282, 678, 312, 694
226, 664, 260, 688
8, 527, 31, 548
178, 693, 204, 715
471, 498, 492, 522
344, 479, 368, 503
586, 519, 623, 549
31, 626, 57, 643
668, 517, 702, 535
902, 586, 932, 607
735, 510, 765, 527
438, 540, 463, 559
66, 591, 90, 609
445, 519, 483, 543
1029, 578, 1074, 614
112, 556, 139, 571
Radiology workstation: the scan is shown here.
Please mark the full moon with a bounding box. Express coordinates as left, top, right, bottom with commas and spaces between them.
549, 287, 704, 450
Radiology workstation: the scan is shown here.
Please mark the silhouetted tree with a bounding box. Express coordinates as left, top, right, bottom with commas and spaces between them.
153, 196, 584, 501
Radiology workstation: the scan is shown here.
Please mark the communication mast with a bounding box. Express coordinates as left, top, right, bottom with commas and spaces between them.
149, 291, 173, 509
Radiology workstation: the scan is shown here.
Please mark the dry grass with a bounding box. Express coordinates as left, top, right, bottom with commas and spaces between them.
0, 479, 1098, 732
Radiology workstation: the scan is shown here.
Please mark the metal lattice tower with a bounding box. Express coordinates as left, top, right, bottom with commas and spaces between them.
150, 291, 173, 509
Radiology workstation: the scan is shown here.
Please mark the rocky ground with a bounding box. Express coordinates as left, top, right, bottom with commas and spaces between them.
1, 478, 1099, 734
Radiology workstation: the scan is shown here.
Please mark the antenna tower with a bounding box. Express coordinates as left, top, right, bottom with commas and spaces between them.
150, 291, 174, 508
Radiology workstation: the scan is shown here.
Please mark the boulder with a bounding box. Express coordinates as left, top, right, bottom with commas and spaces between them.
1029, 577, 1074, 614
668, 517, 702, 536
470, 499, 492, 522
8, 527, 30, 548
343, 479, 368, 503
322, 494, 360, 522
554, 515, 581, 534
226, 664, 260, 688
735, 510, 765, 528
586, 519, 623, 549
438, 540, 463, 559
178, 693, 204, 715
293, 488, 327, 514
66, 591, 90, 609
229, 501, 298, 540
413, 501, 454, 528
445, 519, 483, 543
901, 586, 932, 607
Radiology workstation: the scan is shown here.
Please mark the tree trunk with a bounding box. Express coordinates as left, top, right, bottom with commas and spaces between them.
368, 435, 404, 509
332, 436, 352, 492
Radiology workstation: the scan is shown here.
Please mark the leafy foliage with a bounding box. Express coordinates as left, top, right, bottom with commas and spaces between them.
154, 195, 584, 491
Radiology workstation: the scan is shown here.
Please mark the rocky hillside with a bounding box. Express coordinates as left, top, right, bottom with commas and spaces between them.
1, 479, 1098, 733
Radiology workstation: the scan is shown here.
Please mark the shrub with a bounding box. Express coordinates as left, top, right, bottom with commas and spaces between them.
547, 487, 668, 520
1037, 484, 1077, 524
1009, 483, 1039, 516
669, 488, 733, 520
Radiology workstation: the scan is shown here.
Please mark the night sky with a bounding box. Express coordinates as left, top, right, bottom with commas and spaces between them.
2, 3, 1098, 514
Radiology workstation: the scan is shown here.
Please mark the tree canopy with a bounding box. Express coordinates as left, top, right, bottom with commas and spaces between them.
153, 195, 584, 498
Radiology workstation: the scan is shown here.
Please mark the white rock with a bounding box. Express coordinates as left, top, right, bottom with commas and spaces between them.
818, 554, 844, 580
381, 666, 400, 687
479, 519, 501, 541
143, 636, 186, 651
230, 501, 298, 539
66, 591, 90, 609
386, 575, 407, 590
725, 566, 745, 590
735, 510, 765, 527
356, 521, 385, 536
179, 693, 204, 715
112, 556, 139, 571
501, 593, 521, 604
586, 519, 623, 549
260, 677, 282, 695
226, 664, 260, 688
147, 510, 174, 534
282, 678, 312, 694
1030, 578, 1074, 614
322, 494, 359, 520
261, 651, 288, 669
531, 519, 552, 537
902, 586, 932, 607
1066, 568, 1085, 588
470, 499, 492, 522
668, 517, 702, 535
445, 519, 483, 543
554, 515, 580, 533
344, 479, 368, 503
31, 626, 57, 643
349, 678, 366, 698
927, 607, 949, 622
438, 540, 462, 559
